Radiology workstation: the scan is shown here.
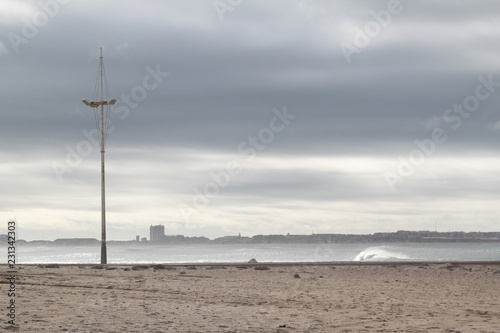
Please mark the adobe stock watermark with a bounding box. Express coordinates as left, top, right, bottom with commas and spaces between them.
213, 0, 243, 21
384, 74, 499, 192
52, 64, 169, 182
6, 221, 17, 327
4, 0, 71, 55
339, 0, 403, 64
179, 106, 296, 222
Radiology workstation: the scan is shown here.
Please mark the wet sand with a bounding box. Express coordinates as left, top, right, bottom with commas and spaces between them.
2, 263, 500, 332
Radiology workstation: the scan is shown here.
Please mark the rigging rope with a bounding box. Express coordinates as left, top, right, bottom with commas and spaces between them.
89, 55, 114, 150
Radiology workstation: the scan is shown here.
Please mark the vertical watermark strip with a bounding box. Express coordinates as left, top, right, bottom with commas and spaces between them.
6, 221, 17, 326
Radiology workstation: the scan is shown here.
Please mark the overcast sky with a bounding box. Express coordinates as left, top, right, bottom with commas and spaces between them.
1, 0, 500, 241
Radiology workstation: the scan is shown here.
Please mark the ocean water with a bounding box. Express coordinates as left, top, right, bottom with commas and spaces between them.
8, 242, 500, 264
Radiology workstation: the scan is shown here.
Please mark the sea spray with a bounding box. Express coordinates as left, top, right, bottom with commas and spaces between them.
354, 246, 410, 261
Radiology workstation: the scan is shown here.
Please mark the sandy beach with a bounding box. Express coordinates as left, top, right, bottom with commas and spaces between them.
2, 263, 500, 332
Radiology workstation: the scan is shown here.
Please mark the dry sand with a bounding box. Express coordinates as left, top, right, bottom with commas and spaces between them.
2, 263, 500, 332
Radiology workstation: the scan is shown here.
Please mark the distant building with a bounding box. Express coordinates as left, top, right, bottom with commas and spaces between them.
135, 235, 140, 242
150, 225, 165, 242
215, 233, 250, 244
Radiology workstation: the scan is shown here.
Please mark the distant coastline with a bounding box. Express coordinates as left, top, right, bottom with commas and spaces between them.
2, 230, 500, 246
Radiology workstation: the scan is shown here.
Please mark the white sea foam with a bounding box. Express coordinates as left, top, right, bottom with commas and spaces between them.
354, 246, 410, 261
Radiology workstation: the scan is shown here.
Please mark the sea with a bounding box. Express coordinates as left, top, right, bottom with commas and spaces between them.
7, 242, 500, 264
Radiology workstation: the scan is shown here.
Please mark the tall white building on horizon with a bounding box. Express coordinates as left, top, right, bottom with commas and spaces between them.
150, 225, 165, 242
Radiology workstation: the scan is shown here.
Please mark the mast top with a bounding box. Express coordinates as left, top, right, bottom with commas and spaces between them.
81, 47, 117, 107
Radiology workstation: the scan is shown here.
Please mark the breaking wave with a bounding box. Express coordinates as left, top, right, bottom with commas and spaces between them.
354, 246, 410, 261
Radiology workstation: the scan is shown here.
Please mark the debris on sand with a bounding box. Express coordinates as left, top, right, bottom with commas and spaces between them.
254, 266, 269, 271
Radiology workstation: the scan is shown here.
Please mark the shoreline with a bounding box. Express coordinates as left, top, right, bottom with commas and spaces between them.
4, 260, 500, 267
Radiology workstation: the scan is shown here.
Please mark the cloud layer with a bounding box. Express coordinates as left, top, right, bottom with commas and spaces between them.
1, 0, 500, 240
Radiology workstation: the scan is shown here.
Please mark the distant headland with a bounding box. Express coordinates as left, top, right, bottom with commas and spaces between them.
2, 230, 500, 246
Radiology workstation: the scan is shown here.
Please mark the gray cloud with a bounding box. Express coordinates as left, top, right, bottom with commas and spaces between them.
1, 0, 500, 240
